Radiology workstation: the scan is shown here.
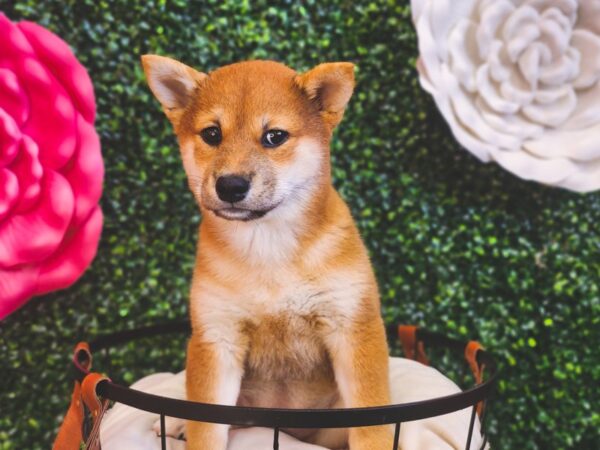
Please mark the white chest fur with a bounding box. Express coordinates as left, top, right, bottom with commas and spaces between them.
192, 265, 367, 367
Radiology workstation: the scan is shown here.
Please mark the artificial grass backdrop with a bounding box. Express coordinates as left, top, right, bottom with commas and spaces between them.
1, 1, 598, 449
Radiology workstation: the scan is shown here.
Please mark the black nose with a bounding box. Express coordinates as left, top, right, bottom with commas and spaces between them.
216, 175, 250, 203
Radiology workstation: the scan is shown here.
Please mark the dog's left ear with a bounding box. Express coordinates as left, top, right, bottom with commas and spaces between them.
294, 62, 356, 131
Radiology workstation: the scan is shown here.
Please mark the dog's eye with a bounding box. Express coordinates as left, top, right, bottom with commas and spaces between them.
261, 129, 289, 148
199, 126, 222, 146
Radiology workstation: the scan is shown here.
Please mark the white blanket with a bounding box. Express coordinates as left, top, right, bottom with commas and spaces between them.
100, 357, 487, 449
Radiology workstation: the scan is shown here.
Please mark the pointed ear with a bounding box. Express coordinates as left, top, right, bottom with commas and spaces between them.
294, 62, 356, 130
141, 54, 208, 124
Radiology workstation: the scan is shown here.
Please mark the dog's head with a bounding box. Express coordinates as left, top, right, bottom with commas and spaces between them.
142, 56, 355, 222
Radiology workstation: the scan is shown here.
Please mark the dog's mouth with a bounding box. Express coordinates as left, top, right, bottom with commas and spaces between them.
212, 206, 273, 222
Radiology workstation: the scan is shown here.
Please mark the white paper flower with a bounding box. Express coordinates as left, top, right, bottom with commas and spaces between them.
412, 0, 600, 192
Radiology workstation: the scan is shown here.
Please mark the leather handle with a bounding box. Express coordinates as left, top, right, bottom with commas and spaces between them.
397, 325, 429, 365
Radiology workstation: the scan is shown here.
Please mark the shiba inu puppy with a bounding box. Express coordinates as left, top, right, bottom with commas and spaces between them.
142, 55, 395, 450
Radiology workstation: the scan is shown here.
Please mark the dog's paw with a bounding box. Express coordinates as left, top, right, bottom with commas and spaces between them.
152, 416, 186, 440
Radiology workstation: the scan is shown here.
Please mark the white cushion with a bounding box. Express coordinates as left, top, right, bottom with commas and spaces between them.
99, 357, 487, 449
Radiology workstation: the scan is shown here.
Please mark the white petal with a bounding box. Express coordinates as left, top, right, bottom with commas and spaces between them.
415, 57, 436, 94
415, 12, 444, 93
503, 5, 539, 43
500, 70, 535, 105
424, 0, 478, 62
538, 47, 580, 85
518, 44, 541, 89
541, 7, 572, 35
522, 86, 576, 127
493, 147, 578, 185
476, 0, 515, 58
577, 0, 600, 34
448, 75, 522, 150
524, 123, 600, 161
539, 17, 571, 58
507, 23, 541, 62
561, 82, 600, 131
476, 65, 521, 113
488, 40, 512, 83
475, 96, 544, 140
571, 29, 600, 90
534, 84, 571, 104
448, 19, 480, 92
411, 0, 427, 21
434, 65, 499, 162
525, 0, 577, 24
560, 159, 600, 192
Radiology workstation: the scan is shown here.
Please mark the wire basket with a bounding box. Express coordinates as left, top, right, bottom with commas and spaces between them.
57, 321, 499, 450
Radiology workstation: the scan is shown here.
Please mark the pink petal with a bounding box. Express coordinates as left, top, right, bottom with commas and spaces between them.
19, 20, 96, 123
0, 106, 21, 167
0, 68, 29, 126
63, 114, 103, 226
0, 13, 34, 63
0, 264, 39, 320
0, 170, 74, 268
17, 56, 77, 170
9, 135, 43, 214
36, 205, 102, 295
0, 168, 18, 221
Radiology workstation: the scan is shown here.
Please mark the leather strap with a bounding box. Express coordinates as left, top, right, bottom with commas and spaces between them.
397, 325, 429, 365
53, 343, 109, 450
81, 372, 110, 450
464, 340, 485, 416
53, 342, 92, 450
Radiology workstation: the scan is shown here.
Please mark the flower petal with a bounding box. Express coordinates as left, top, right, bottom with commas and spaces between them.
0, 13, 34, 60
524, 123, 600, 161
476, 65, 521, 113
0, 168, 18, 221
561, 82, 600, 131
446, 69, 522, 151
0, 107, 20, 167
571, 29, 600, 90
577, 0, 600, 34
9, 135, 43, 214
493, 146, 578, 185
0, 264, 39, 320
488, 40, 512, 83
17, 56, 77, 169
448, 19, 479, 92
525, 0, 577, 24
522, 86, 576, 127
476, 0, 515, 58
475, 96, 544, 140
0, 68, 29, 126
539, 15, 571, 58
0, 170, 74, 268
560, 159, 600, 192
502, 5, 539, 47
431, 66, 498, 162
538, 47, 580, 86
35, 205, 102, 296
18, 20, 96, 123
507, 23, 541, 62
63, 114, 103, 226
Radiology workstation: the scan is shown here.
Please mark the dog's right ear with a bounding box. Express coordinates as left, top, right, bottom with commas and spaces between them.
141, 55, 207, 125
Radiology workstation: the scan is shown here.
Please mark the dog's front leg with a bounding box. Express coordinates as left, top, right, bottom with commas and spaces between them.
326, 315, 396, 450
185, 335, 244, 450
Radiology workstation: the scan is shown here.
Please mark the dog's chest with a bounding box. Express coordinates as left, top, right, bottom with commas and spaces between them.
241, 308, 333, 381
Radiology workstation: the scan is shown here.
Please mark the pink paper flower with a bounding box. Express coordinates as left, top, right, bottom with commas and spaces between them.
0, 13, 103, 319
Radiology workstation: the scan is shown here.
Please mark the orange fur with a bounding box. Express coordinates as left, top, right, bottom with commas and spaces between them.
142, 55, 395, 450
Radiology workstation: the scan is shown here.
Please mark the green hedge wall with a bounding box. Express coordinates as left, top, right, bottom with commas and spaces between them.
1, 1, 599, 449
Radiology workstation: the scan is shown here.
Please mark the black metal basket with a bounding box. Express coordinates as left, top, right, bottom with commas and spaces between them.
69, 321, 499, 450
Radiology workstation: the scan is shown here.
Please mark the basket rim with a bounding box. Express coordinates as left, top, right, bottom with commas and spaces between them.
72, 321, 499, 429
